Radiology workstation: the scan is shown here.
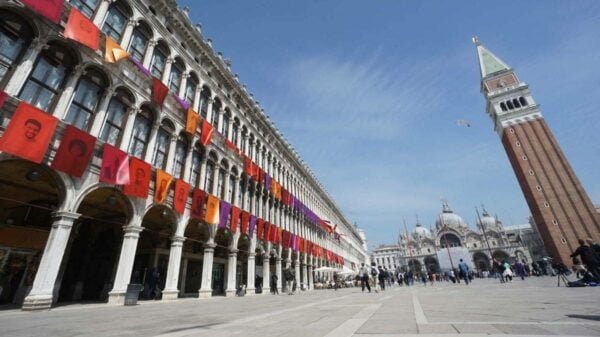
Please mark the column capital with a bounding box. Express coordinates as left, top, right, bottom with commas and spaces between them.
171, 236, 186, 244
205, 242, 217, 250
128, 106, 141, 116
51, 211, 80, 223
148, 39, 159, 48
229, 249, 238, 256
166, 57, 176, 64
127, 18, 139, 27
122, 225, 143, 234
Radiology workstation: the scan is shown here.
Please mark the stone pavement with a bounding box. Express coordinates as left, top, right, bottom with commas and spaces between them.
1, 277, 599, 337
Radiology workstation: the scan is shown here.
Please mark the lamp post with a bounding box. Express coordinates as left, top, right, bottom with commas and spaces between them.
475, 206, 495, 270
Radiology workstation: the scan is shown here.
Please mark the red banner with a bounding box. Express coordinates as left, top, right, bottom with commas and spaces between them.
173, 179, 190, 214
0, 102, 57, 163
152, 78, 169, 106
256, 218, 264, 240
240, 211, 249, 234
264, 222, 271, 242
21, 0, 64, 24
123, 157, 151, 198
100, 144, 130, 184
230, 206, 241, 233
191, 188, 207, 220
154, 169, 172, 203
50, 125, 95, 177
200, 119, 213, 146
185, 108, 199, 135
64, 8, 100, 51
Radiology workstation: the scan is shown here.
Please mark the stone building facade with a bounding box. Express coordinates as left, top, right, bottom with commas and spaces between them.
0, 0, 368, 310
372, 203, 532, 274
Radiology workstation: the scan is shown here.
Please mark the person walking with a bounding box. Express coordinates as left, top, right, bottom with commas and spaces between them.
333, 272, 339, 291
359, 263, 371, 293
514, 260, 526, 281
378, 266, 386, 291
571, 239, 600, 281
458, 259, 470, 285
284, 266, 294, 295
270, 273, 279, 295
370, 263, 379, 293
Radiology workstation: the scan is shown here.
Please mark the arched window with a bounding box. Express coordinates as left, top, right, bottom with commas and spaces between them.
237, 178, 243, 206
199, 87, 210, 119
221, 110, 230, 137
128, 107, 152, 158
513, 98, 521, 108
506, 100, 514, 110
248, 134, 254, 158
19, 42, 77, 111
500, 102, 507, 112
240, 127, 247, 153
227, 174, 234, 203
232, 120, 239, 147
204, 155, 216, 193
211, 99, 221, 126
244, 185, 250, 210
519, 97, 528, 106
172, 135, 188, 179
65, 67, 108, 130
184, 73, 198, 105
150, 41, 169, 78
102, 0, 132, 41
0, 10, 34, 81
127, 21, 152, 61
217, 167, 226, 199
69, 0, 100, 18
189, 145, 203, 187
100, 88, 133, 145
153, 121, 173, 170
168, 58, 184, 93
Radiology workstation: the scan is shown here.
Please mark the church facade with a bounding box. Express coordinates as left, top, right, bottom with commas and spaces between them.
372, 204, 532, 274
0, 0, 368, 310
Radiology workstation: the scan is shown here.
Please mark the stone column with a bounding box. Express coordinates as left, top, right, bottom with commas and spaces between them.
22, 212, 80, 311
225, 249, 238, 296
205, 97, 215, 125
216, 108, 224, 132
4, 39, 46, 96
246, 252, 256, 295
307, 261, 313, 290
161, 57, 174, 84
89, 87, 117, 137
275, 257, 282, 293
294, 257, 301, 291
165, 134, 178, 175
53, 65, 85, 120
198, 157, 208, 190
211, 165, 220, 196
178, 72, 189, 99
162, 236, 185, 300
182, 141, 195, 183
262, 253, 270, 295
302, 258, 308, 291
142, 122, 160, 162
92, 0, 114, 26
120, 19, 138, 48
108, 224, 143, 304
142, 39, 158, 68
118, 107, 141, 152
198, 243, 216, 298
193, 86, 202, 112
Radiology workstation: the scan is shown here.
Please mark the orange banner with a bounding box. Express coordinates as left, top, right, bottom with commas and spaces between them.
154, 169, 172, 203
64, 8, 100, 51
0, 102, 57, 163
185, 108, 199, 135
105, 37, 129, 63
204, 194, 220, 224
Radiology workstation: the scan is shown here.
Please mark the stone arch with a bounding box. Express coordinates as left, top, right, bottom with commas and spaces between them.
473, 252, 491, 272
492, 250, 510, 263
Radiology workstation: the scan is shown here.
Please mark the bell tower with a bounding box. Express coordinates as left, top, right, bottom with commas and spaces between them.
473, 37, 600, 265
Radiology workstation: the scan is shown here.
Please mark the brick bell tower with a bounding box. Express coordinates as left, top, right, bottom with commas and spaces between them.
473, 37, 600, 266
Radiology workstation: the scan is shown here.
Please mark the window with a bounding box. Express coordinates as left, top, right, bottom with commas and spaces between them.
217, 169, 225, 199
237, 180, 243, 207
222, 112, 230, 137
0, 10, 33, 81
513, 98, 521, 108
128, 108, 152, 158
552, 219, 558, 226
519, 97, 528, 106
506, 100, 514, 109
69, 0, 100, 18
150, 42, 169, 78
168, 59, 184, 93
102, 1, 131, 41
204, 160, 215, 193
173, 137, 188, 179
199, 87, 210, 119
100, 90, 131, 145
500, 102, 507, 112
227, 175, 234, 203
189, 149, 202, 187
20, 43, 76, 111
65, 68, 107, 130
128, 23, 151, 61
185, 74, 198, 105
211, 99, 221, 127
153, 127, 170, 170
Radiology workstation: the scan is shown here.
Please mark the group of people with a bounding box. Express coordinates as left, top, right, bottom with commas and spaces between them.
570, 238, 600, 284
268, 266, 298, 295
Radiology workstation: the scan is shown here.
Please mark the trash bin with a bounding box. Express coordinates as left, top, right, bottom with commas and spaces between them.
124, 284, 143, 306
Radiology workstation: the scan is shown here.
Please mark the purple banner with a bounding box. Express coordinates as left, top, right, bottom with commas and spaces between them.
291, 233, 297, 251
264, 174, 271, 190
173, 94, 190, 110
219, 200, 231, 228
129, 56, 151, 77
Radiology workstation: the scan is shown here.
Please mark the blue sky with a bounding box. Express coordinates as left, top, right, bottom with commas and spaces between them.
180, 1, 600, 250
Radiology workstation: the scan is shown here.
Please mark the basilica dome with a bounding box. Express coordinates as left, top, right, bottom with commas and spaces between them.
414, 223, 431, 238
478, 208, 497, 230
435, 203, 467, 230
